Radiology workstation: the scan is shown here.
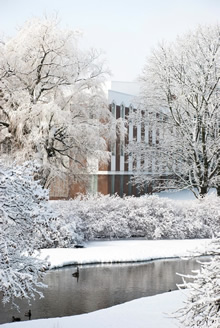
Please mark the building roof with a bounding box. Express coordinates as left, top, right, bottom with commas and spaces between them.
108, 81, 140, 107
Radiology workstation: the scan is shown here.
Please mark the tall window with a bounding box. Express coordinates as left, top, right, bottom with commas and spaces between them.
120, 104, 125, 119
120, 108, 124, 158
120, 104, 125, 157
111, 102, 116, 156
111, 102, 116, 117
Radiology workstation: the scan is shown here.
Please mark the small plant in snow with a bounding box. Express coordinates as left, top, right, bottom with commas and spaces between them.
176, 236, 220, 327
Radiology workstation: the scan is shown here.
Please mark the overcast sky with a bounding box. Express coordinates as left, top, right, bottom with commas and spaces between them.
0, 0, 220, 81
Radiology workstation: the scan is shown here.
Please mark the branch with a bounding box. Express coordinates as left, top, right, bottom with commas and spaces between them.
0, 121, 9, 128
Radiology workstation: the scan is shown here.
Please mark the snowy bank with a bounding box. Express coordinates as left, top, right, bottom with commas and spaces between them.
1, 290, 185, 328
38, 239, 210, 269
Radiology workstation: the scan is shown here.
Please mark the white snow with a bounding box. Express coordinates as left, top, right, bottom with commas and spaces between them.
2, 239, 210, 328
38, 239, 210, 269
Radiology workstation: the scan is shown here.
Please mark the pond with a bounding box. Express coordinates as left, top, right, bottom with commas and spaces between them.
0, 258, 202, 324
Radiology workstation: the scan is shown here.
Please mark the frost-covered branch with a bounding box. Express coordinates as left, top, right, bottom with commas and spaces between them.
127, 24, 220, 197
176, 235, 220, 327
0, 17, 113, 187
0, 161, 58, 306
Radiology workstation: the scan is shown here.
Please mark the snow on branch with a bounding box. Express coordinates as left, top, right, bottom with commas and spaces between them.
0, 161, 59, 307
0, 16, 113, 187
128, 24, 220, 198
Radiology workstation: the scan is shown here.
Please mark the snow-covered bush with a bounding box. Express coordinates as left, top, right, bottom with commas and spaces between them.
51, 194, 130, 240
50, 199, 85, 245
51, 193, 220, 241
0, 161, 59, 306
176, 236, 220, 327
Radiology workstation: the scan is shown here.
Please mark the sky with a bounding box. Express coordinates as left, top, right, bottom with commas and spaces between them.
0, 0, 220, 81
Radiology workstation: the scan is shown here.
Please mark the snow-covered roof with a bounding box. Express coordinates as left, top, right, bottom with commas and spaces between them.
108, 81, 140, 107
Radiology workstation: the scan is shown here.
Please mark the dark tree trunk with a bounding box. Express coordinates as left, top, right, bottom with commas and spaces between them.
200, 186, 208, 197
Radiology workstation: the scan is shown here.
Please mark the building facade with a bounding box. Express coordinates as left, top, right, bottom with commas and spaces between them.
96, 81, 148, 197
49, 81, 153, 199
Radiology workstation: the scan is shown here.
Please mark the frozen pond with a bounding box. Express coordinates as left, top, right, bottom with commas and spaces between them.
0, 258, 202, 324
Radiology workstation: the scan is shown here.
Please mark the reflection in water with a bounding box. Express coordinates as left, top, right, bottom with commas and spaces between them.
0, 258, 202, 324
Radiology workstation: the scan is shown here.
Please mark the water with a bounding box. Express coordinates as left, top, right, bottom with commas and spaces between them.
0, 258, 202, 324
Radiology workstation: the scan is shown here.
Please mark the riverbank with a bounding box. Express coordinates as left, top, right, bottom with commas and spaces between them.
1, 239, 210, 327
38, 238, 210, 268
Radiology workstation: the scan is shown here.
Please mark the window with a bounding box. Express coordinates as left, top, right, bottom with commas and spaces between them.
120, 104, 125, 119
111, 102, 116, 117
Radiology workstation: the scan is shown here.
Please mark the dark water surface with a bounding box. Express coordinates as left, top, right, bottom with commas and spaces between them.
0, 258, 202, 324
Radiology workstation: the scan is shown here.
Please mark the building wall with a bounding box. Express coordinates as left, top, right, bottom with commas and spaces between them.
49, 177, 87, 199
49, 82, 154, 199
98, 99, 153, 198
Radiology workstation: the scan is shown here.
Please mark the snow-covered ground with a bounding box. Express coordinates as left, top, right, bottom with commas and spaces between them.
157, 188, 216, 200
38, 238, 210, 269
1, 238, 210, 328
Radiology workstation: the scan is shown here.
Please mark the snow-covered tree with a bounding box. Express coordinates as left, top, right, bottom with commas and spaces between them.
0, 17, 112, 187
176, 236, 220, 327
0, 161, 58, 306
127, 24, 220, 198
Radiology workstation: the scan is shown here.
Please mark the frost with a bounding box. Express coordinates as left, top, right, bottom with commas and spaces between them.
0, 17, 113, 187
127, 24, 220, 198
50, 192, 220, 241
0, 161, 61, 306
176, 235, 220, 327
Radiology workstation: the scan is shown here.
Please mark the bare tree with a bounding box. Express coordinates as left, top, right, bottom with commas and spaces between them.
127, 24, 220, 198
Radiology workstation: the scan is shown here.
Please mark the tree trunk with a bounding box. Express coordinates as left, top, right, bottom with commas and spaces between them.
217, 186, 220, 197
200, 186, 208, 197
